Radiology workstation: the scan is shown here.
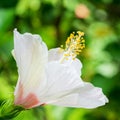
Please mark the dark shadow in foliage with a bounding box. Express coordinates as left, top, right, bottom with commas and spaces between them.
0, 0, 17, 8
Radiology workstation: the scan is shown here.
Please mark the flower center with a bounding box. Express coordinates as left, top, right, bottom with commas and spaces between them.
59, 31, 85, 63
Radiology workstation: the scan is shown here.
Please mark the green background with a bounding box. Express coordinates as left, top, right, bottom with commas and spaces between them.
0, 0, 120, 120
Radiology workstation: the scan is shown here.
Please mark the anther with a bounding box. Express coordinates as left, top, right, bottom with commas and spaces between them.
60, 31, 85, 62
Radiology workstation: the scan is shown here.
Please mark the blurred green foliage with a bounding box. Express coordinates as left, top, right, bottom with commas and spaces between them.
0, 0, 120, 120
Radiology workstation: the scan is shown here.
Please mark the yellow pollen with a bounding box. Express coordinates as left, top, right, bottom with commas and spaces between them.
60, 31, 85, 61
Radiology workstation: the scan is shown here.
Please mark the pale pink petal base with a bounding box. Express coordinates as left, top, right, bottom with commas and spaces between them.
14, 82, 40, 109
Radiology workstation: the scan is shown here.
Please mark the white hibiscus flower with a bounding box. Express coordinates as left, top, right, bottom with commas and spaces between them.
12, 29, 108, 109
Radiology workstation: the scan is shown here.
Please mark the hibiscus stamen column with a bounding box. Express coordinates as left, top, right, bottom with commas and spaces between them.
59, 31, 85, 63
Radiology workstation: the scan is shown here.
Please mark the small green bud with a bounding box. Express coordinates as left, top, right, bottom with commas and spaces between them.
0, 98, 25, 119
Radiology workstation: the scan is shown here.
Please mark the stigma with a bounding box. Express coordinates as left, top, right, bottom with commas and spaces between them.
60, 31, 85, 62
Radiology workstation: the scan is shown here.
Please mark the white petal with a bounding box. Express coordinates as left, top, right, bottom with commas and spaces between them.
49, 82, 108, 108
39, 61, 84, 103
71, 58, 82, 76
48, 48, 82, 75
13, 29, 48, 97
48, 48, 63, 62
